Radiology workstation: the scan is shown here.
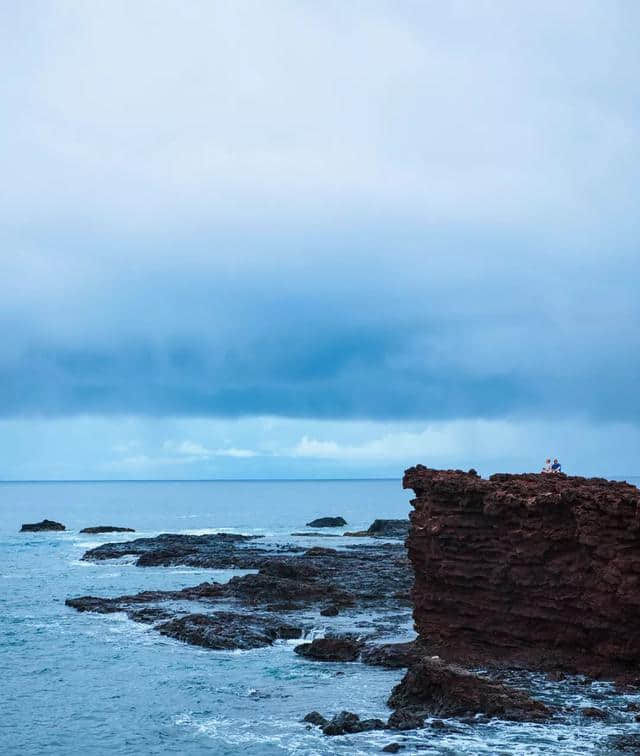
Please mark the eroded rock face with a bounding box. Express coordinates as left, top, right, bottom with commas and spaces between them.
388, 658, 551, 722
404, 466, 640, 678
20, 519, 65, 532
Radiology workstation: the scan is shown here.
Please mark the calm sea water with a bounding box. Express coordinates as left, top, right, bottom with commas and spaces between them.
2, 479, 639, 755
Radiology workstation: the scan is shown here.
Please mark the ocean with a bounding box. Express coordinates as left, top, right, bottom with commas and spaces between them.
2, 479, 639, 755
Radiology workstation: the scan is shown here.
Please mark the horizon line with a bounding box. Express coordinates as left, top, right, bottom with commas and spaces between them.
1, 474, 638, 484
0, 476, 403, 484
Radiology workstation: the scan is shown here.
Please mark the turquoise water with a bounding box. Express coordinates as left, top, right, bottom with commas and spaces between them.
2, 479, 640, 755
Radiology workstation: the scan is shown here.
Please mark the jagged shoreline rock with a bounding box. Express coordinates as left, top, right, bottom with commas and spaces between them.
304, 657, 551, 738
66, 535, 413, 651
20, 519, 65, 532
157, 612, 302, 650
387, 657, 551, 722
404, 465, 640, 681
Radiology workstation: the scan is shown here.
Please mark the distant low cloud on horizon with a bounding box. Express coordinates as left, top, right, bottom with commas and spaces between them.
1, 1, 639, 479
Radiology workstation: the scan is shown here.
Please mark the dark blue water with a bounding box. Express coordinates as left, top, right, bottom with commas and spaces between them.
2, 480, 640, 754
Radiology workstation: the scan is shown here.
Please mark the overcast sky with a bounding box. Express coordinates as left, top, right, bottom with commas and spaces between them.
1, 1, 639, 479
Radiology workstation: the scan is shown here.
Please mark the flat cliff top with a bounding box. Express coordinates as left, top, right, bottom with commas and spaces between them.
404, 465, 640, 516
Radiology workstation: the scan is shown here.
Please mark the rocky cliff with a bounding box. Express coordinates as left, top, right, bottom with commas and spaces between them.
403, 466, 640, 679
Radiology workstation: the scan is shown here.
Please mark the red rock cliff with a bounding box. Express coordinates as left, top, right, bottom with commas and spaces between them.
403, 465, 640, 679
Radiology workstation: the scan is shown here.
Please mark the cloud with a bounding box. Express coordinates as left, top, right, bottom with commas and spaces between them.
0, 1, 639, 479
1, 414, 639, 480
163, 439, 258, 459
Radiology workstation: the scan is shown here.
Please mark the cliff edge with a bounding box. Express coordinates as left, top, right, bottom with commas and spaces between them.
403, 465, 640, 680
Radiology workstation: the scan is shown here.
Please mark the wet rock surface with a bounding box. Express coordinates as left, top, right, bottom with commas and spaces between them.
302, 711, 328, 727
321, 711, 386, 736
67, 532, 413, 652
79, 526, 135, 534
157, 612, 302, 650
388, 658, 552, 722
20, 519, 65, 532
82, 532, 266, 567
404, 465, 640, 680
306, 517, 347, 527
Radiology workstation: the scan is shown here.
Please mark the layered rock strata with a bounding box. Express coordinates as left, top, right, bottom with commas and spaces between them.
403, 466, 640, 679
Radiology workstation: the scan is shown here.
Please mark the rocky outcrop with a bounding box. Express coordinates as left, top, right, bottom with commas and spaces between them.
344, 519, 409, 539
403, 465, 640, 679
82, 532, 265, 566
67, 538, 413, 651
20, 519, 65, 532
294, 636, 364, 662
321, 711, 385, 736
306, 517, 347, 527
157, 612, 302, 650
80, 526, 135, 534
387, 657, 551, 722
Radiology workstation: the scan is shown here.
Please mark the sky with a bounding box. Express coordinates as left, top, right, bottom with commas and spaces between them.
1, 1, 639, 480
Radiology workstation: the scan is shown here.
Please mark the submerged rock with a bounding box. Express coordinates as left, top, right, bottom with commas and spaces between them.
294, 636, 364, 662
606, 734, 640, 753
306, 517, 347, 528
404, 465, 640, 679
79, 526, 135, 534
580, 706, 608, 720
388, 658, 551, 722
20, 519, 65, 532
344, 519, 409, 539
157, 612, 302, 650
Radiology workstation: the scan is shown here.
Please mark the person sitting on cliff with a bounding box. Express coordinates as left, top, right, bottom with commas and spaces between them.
551, 458, 562, 473
541, 458, 552, 473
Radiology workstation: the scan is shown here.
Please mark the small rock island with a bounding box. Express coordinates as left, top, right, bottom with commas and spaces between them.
305, 516, 347, 527
20, 519, 66, 532
80, 526, 135, 534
